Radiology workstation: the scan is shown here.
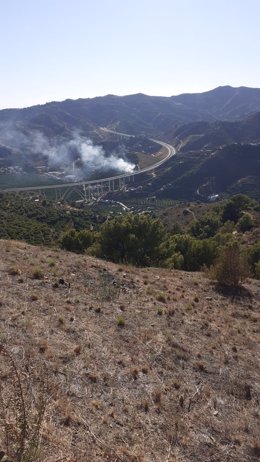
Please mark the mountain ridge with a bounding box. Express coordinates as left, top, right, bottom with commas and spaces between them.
1, 85, 260, 137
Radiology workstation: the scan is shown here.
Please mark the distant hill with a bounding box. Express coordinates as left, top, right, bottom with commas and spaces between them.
172, 85, 260, 121
1, 86, 260, 140
167, 111, 260, 151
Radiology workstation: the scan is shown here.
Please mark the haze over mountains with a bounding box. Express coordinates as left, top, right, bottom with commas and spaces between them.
0, 85, 260, 199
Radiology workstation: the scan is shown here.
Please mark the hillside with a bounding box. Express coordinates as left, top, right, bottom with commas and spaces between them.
119, 143, 260, 201
166, 111, 260, 151
0, 240, 259, 461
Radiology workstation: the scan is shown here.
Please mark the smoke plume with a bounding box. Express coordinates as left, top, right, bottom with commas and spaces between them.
0, 123, 135, 179
47, 136, 135, 175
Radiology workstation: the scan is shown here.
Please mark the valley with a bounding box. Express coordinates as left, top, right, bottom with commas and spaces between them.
1, 86, 260, 201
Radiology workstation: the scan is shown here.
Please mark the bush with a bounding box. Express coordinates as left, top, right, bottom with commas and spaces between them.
237, 213, 254, 232
211, 243, 249, 287
248, 242, 260, 277
190, 213, 220, 239
218, 220, 235, 234
165, 251, 184, 270
169, 234, 217, 271
186, 239, 218, 271
116, 315, 125, 327
255, 260, 260, 279
0, 346, 50, 461
61, 229, 94, 253
222, 194, 253, 223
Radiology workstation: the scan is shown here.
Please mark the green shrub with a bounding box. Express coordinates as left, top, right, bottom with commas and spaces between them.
222, 194, 253, 223
237, 213, 254, 232
169, 234, 217, 271
255, 260, 260, 279
61, 229, 94, 253
186, 239, 218, 271
248, 242, 260, 277
190, 213, 220, 239
116, 315, 125, 327
218, 220, 235, 234
211, 243, 249, 287
165, 251, 184, 270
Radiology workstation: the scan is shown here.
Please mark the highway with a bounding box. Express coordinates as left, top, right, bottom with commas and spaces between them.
2, 130, 176, 193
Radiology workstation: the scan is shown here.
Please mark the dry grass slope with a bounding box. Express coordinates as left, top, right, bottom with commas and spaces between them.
0, 240, 259, 462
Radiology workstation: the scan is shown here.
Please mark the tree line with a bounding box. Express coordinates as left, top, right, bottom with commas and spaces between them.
61, 194, 260, 285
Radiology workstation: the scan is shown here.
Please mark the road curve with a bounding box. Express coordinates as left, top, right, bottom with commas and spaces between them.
2, 130, 176, 193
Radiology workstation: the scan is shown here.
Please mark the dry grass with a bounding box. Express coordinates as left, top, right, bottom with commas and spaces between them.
0, 239, 259, 461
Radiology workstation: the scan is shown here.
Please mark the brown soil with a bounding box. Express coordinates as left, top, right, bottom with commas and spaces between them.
0, 240, 259, 461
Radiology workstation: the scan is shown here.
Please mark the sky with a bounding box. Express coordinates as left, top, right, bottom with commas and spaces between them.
0, 0, 260, 109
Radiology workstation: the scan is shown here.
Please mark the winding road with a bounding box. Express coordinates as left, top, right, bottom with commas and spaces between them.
2, 129, 176, 193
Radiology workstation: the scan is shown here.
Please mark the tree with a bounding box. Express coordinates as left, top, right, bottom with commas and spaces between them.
222, 194, 252, 223
99, 214, 167, 266
169, 234, 217, 271
187, 239, 217, 271
190, 213, 220, 239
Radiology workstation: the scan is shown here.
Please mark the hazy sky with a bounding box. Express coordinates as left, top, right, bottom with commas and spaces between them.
1, 0, 259, 109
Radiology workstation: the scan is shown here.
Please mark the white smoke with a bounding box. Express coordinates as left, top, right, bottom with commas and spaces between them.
0, 123, 135, 178
46, 135, 135, 177
77, 138, 134, 173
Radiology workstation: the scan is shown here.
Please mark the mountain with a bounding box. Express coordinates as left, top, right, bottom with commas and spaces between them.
1, 86, 260, 140
0, 85, 260, 199
172, 85, 260, 121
